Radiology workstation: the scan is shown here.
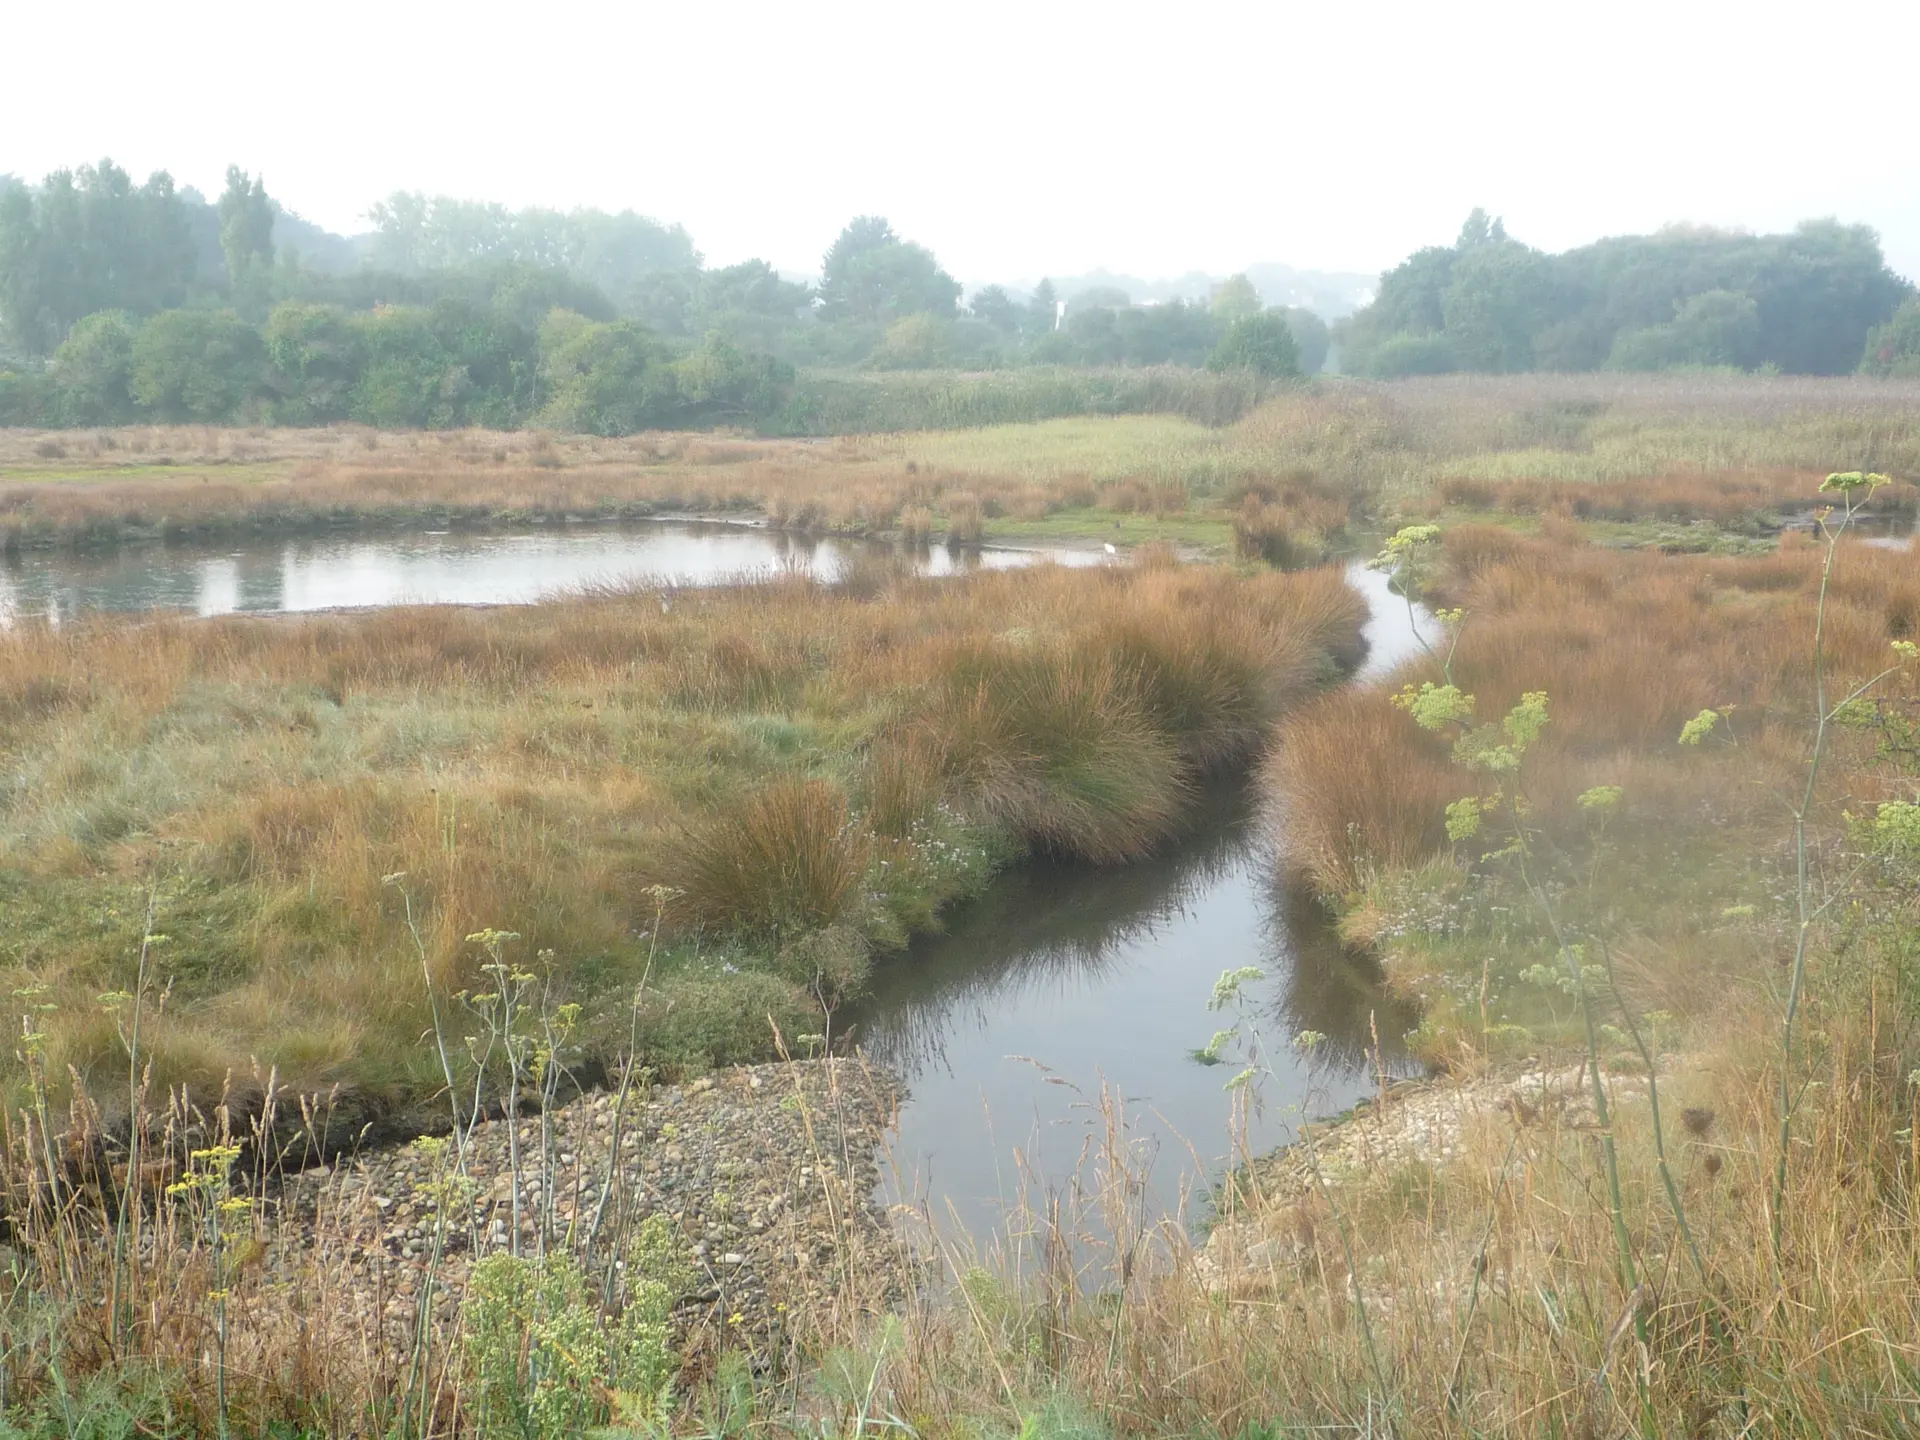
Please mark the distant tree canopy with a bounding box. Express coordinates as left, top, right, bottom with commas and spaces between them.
218, 167, 275, 302
816, 216, 961, 325
9, 157, 1913, 435
1337, 212, 1913, 377
10, 295, 797, 433
363, 193, 700, 302
0, 160, 197, 354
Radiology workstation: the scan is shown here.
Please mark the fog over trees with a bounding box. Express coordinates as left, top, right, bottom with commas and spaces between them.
2, 163, 1914, 433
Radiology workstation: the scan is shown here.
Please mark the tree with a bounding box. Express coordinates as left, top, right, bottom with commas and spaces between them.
818, 216, 896, 314
0, 161, 196, 352
628, 268, 700, 335
0, 184, 46, 351
1210, 273, 1262, 322
1744, 220, 1910, 374
1065, 305, 1124, 365
1070, 285, 1131, 312
1456, 207, 1509, 248
1281, 308, 1331, 374
1861, 295, 1920, 377
364, 193, 697, 293
817, 216, 959, 324
570, 209, 701, 298
48, 311, 138, 422
1605, 289, 1761, 371
1028, 278, 1060, 336
218, 166, 275, 298
263, 302, 366, 422
1439, 240, 1557, 372
1207, 311, 1301, 377
670, 332, 792, 424
129, 309, 266, 420
1338, 244, 1456, 373
1116, 300, 1220, 366
537, 314, 665, 434
969, 284, 1024, 336
1365, 333, 1457, 377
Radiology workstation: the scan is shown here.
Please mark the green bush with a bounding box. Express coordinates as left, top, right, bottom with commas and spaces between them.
1207, 312, 1302, 377
128, 309, 266, 421
1364, 332, 1459, 377
263, 302, 366, 423
48, 311, 138, 423
1606, 289, 1761, 371
0, 366, 43, 425
464, 1216, 690, 1439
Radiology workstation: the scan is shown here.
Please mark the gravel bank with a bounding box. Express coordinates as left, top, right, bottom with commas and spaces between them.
263, 1058, 903, 1368
1198, 1062, 1654, 1289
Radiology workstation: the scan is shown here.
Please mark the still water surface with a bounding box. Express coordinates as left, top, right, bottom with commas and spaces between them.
855, 562, 1433, 1248
0, 520, 1100, 623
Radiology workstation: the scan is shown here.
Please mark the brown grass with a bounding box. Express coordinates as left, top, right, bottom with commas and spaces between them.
9, 375, 1920, 558
0, 559, 1364, 1103
1273, 525, 1920, 896
675, 779, 866, 940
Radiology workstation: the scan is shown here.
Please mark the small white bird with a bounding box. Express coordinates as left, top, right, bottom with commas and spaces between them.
1103, 542, 1118, 556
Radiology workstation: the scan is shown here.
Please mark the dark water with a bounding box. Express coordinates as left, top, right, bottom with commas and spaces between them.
854, 562, 1434, 1248
0, 520, 1102, 624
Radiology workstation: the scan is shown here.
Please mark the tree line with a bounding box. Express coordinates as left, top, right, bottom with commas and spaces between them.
4, 162, 1916, 436
1336, 209, 1919, 378
0, 162, 1312, 430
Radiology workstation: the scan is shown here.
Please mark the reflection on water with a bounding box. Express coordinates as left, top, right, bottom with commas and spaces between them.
856, 564, 1432, 1247
0, 521, 1102, 624
853, 790, 1417, 1247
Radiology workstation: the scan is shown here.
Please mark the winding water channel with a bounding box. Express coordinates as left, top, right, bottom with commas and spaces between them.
3, 521, 1431, 1244
856, 561, 1431, 1246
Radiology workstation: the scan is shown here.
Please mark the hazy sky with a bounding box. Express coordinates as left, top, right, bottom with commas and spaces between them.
13, 0, 1920, 285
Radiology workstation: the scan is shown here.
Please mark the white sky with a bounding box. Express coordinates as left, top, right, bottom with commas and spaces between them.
12, 0, 1920, 285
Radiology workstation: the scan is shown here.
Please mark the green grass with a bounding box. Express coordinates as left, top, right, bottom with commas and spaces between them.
887, 414, 1230, 484
0, 459, 292, 485
986, 507, 1236, 552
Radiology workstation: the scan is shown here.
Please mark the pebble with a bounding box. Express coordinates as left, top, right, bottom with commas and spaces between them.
264, 1058, 902, 1364
1198, 1061, 1659, 1292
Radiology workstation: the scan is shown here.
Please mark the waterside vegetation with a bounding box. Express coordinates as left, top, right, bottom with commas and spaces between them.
5, 377, 1920, 1434
0, 558, 1363, 1113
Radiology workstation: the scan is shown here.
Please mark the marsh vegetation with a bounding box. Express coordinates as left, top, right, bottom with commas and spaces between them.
4, 373, 1920, 1435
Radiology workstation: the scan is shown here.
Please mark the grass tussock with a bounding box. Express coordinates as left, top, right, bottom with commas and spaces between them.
675, 779, 866, 940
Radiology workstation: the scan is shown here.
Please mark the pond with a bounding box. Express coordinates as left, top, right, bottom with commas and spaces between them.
0, 519, 1103, 623
853, 562, 1435, 1252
